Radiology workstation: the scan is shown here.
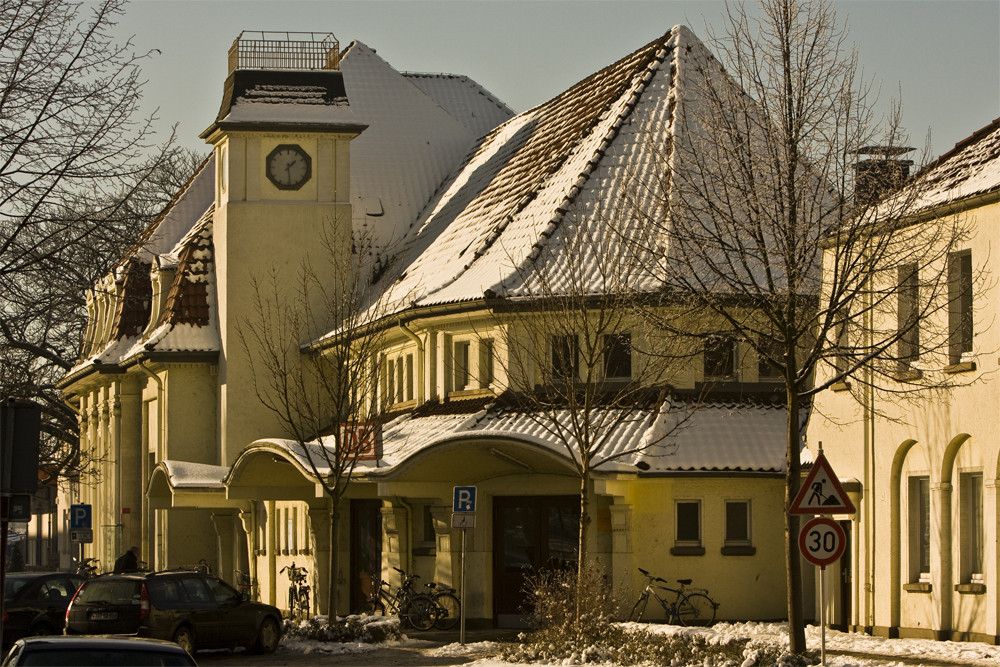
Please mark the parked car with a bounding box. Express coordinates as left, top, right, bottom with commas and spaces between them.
64, 571, 281, 655
2, 572, 84, 648
1, 635, 196, 666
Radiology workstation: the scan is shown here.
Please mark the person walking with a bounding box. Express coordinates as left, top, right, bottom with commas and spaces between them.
113, 546, 140, 573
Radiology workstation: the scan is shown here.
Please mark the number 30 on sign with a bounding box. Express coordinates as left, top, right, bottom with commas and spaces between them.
799, 517, 846, 568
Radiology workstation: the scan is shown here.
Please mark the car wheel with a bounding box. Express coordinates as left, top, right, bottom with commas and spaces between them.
173, 625, 196, 655
28, 622, 55, 637
253, 616, 280, 654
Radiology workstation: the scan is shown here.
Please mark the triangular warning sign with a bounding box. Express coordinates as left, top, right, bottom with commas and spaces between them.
790, 453, 856, 515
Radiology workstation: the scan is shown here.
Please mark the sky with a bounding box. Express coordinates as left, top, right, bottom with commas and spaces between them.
116, 0, 999, 162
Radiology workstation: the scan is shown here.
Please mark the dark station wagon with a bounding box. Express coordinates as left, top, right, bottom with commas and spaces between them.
2, 572, 85, 648
64, 571, 281, 655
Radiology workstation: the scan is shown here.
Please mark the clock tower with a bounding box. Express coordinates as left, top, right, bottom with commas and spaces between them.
200, 32, 367, 463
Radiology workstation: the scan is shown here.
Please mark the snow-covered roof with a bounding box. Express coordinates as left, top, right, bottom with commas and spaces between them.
66, 40, 511, 378
340, 25, 731, 330
403, 72, 513, 138
909, 117, 1000, 212
252, 397, 799, 478
160, 461, 228, 488
340, 42, 513, 257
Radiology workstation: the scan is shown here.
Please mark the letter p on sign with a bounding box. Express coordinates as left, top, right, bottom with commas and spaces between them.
453, 486, 476, 513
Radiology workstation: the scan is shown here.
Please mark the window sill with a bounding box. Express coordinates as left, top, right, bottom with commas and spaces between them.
721, 545, 756, 556
955, 583, 986, 595
412, 546, 435, 557
388, 399, 417, 412
831, 381, 851, 392
670, 546, 705, 556
447, 388, 495, 400
903, 582, 932, 593
893, 368, 923, 382
944, 361, 976, 374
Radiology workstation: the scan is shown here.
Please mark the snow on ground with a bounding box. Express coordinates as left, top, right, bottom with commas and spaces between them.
285, 622, 1000, 666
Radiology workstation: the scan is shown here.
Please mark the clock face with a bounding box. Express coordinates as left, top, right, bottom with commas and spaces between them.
266, 144, 311, 190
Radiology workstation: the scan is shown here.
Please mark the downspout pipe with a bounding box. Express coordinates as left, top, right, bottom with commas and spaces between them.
397, 322, 425, 404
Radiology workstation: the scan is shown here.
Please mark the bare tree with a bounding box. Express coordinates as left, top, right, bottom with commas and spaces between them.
238, 225, 401, 617
484, 203, 698, 629
1, 0, 187, 479
626, 0, 971, 653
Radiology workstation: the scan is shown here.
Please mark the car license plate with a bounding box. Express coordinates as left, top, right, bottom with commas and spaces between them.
89, 611, 118, 621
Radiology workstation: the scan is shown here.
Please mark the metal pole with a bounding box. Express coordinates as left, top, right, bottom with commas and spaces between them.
460, 527, 467, 645
820, 565, 827, 666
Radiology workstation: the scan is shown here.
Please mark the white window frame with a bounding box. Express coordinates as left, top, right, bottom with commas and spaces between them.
959, 471, 984, 582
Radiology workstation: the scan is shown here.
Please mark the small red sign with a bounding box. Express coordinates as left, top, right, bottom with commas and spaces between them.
799, 517, 846, 568
121, 507, 131, 514
339, 421, 381, 461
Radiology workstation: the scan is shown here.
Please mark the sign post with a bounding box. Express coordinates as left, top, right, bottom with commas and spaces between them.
452, 486, 476, 645
792, 445, 854, 667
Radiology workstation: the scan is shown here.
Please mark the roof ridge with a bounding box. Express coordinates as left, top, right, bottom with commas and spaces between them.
516, 36, 675, 273
409, 29, 677, 302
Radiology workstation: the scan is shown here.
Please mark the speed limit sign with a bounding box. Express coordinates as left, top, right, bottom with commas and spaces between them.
799, 517, 846, 568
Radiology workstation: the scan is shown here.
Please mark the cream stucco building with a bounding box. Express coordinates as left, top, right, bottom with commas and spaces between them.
809, 119, 1000, 643
60, 29, 806, 626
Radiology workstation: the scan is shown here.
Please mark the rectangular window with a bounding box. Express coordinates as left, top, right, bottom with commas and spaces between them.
909, 476, 931, 581
551, 334, 579, 381
897, 264, 919, 366
948, 251, 973, 364
725, 500, 751, 544
758, 336, 782, 380
479, 339, 495, 387
675, 500, 701, 545
395, 358, 404, 403
405, 354, 414, 401
384, 358, 395, 407
704, 335, 736, 380
453, 341, 471, 390
960, 472, 983, 581
603, 333, 632, 380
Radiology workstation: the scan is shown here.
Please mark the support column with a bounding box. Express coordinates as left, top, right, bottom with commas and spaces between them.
609, 503, 632, 592
308, 506, 332, 616
430, 505, 456, 585
211, 510, 239, 583
267, 501, 277, 606
381, 502, 410, 576
933, 481, 953, 638
239, 504, 258, 600
119, 377, 143, 553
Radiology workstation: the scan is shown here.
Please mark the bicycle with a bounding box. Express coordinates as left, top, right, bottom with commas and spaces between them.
235, 569, 256, 599
74, 557, 100, 578
364, 567, 435, 630
628, 567, 718, 626
425, 581, 461, 630
280, 562, 311, 619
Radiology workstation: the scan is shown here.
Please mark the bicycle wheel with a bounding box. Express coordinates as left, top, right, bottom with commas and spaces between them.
433, 593, 461, 630
677, 593, 716, 627
400, 595, 435, 630
628, 594, 649, 622
287, 588, 297, 618
299, 590, 310, 617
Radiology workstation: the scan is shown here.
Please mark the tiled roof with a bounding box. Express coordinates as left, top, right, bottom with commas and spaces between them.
403, 72, 514, 138
909, 117, 1000, 211
111, 259, 152, 339
340, 42, 512, 259
346, 25, 726, 328
157, 213, 214, 328
250, 396, 799, 478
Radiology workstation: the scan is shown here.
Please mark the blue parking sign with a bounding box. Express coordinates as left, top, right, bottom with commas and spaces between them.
453, 486, 476, 513
70, 504, 91, 530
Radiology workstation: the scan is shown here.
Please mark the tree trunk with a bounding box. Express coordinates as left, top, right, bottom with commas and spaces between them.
328, 502, 341, 618
786, 387, 806, 653
576, 471, 592, 632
